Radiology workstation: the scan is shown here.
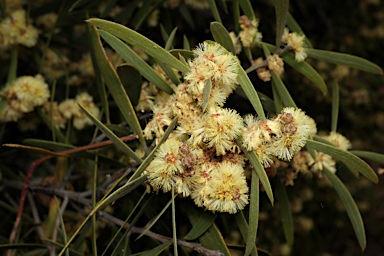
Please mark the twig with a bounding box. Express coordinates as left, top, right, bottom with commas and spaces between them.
27, 193, 45, 239
100, 211, 224, 256
7, 134, 139, 250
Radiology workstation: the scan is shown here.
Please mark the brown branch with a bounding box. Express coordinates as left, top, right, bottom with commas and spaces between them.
7, 134, 139, 251
100, 211, 224, 256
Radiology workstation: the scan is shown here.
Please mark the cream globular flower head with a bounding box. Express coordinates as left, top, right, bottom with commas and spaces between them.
0, 74, 50, 122
184, 41, 239, 106
267, 54, 284, 76
292, 151, 315, 174
146, 137, 204, 197
198, 162, 249, 214
146, 137, 183, 193
143, 101, 174, 140
311, 151, 336, 174
238, 15, 263, 48
190, 107, 244, 155
281, 28, 307, 62
326, 131, 352, 151
0, 8, 39, 50
73, 92, 101, 130
272, 107, 317, 161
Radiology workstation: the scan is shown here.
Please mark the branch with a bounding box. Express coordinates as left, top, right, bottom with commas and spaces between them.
7, 134, 139, 249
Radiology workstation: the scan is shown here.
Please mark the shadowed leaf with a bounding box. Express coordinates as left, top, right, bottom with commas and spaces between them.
245, 173, 259, 256
306, 139, 378, 183
323, 168, 366, 251
275, 179, 294, 246
210, 21, 236, 54
274, 0, 289, 48
99, 29, 173, 94
117, 64, 142, 107
184, 211, 217, 240
306, 48, 383, 75
88, 25, 146, 146
87, 18, 190, 73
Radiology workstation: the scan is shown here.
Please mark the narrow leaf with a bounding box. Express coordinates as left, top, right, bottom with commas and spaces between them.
210, 21, 236, 54
99, 29, 173, 94
234, 212, 258, 256
184, 211, 217, 240
141, 241, 173, 256
323, 168, 366, 251
331, 80, 339, 132
237, 140, 274, 205
238, 66, 266, 120
2, 144, 68, 157
183, 35, 190, 50
272, 83, 283, 113
53, 197, 69, 256
238, 0, 255, 21
22, 139, 124, 167
87, 24, 110, 123
78, 104, 142, 163
88, 25, 146, 146
171, 187, 178, 256
232, 0, 241, 33
117, 64, 142, 107
179, 2, 196, 30
207, 0, 223, 23
274, 0, 289, 48
87, 18, 190, 73
202, 79, 212, 111
200, 223, 231, 256
275, 179, 294, 246
165, 27, 178, 51
130, 0, 162, 30
7, 46, 17, 84
169, 49, 194, 60
271, 71, 297, 108
306, 139, 378, 183
245, 173, 259, 256
349, 151, 384, 165
186, 204, 230, 255
136, 198, 173, 241
306, 48, 383, 75
282, 52, 327, 95
157, 61, 181, 86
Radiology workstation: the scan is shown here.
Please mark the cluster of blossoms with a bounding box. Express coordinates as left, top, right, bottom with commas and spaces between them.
143, 41, 318, 214
292, 131, 352, 178
0, 75, 50, 122
0, 2, 39, 51
281, 28, 308, 62
238, 15, 263, 48
40, 92, 100, 130
0, 75, 100, 131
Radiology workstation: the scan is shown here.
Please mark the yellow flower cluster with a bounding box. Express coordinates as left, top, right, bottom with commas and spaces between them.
281, 28, 308, 62
0, 8, 39, 50
0, 75, 49, 122
291, 131, 352, 181
58, 92, 100, 130
242, 107, 317, 166
144, 41, 319, 213
238, 15, 263, 48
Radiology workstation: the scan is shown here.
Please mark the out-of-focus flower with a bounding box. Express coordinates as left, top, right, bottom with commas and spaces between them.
238, 15, 262, 47
281, 28, 307, 62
